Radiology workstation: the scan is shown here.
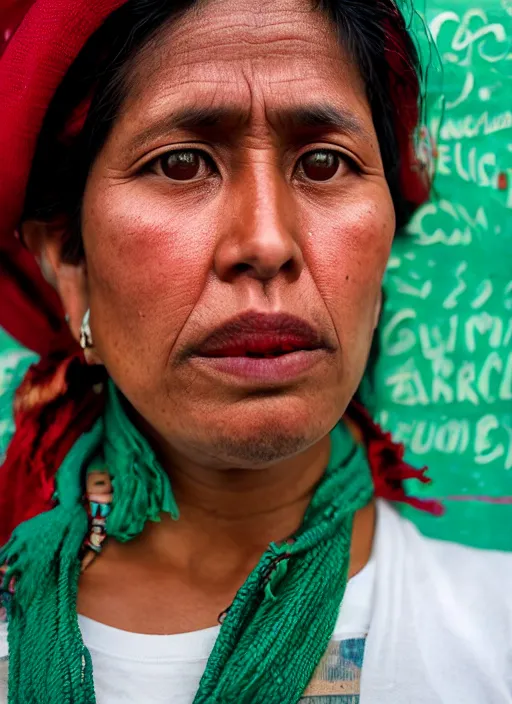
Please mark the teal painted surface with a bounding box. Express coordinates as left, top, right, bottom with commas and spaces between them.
0, 329, 36, 463
363, 1, 512, 549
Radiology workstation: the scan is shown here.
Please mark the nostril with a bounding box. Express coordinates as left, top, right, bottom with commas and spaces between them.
233, 262, 251, 274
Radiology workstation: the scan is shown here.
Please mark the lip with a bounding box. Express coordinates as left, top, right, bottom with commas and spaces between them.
194, 311, 324, 357
192, 349, 328, 383
190, 311, 330, 383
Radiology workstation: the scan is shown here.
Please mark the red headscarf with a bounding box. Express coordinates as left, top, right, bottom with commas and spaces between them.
0, 0, 128, 356
0, 0, 438, 545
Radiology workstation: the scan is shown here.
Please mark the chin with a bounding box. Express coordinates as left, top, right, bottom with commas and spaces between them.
182, 391, 343, 468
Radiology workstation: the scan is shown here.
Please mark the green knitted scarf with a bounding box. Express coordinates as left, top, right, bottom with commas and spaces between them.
0, 381, 374, 704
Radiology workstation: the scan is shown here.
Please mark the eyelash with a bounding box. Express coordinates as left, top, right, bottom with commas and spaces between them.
146, 147, 359, 183
146, 150, 216, 181
296, 150, 360, 180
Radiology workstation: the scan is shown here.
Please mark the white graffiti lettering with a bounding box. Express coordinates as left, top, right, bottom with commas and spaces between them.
386, 415, 512, 470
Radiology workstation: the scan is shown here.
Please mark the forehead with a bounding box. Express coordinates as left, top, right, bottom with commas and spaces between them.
121, 0, 372, 131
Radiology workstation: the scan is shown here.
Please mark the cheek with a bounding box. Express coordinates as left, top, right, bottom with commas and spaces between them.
81, 180, 214, 368
303, 189, 394, 348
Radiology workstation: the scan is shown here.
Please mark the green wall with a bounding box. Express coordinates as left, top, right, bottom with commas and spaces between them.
362, 0, 512, 549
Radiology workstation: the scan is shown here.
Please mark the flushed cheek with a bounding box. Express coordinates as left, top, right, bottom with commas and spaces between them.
82, 182, 215, 369
304, 193, 394, 351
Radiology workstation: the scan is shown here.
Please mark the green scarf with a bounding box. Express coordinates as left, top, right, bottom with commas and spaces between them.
1, 381, 374, 703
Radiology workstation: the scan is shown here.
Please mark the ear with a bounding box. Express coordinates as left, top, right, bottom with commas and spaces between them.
21, 219, 89, 343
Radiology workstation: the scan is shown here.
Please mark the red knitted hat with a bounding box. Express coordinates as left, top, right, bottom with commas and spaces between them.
0, 0, 126, 355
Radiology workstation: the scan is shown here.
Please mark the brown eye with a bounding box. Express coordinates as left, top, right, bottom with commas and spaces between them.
158, 150, 212, 181
299, 150, 342, 182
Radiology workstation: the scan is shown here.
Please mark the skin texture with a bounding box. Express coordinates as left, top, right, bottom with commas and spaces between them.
84, 0, 394, 466
26, 0, 395, 632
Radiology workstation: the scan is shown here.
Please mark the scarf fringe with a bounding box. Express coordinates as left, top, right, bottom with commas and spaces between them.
346, 399, 444, 516
0, 355, 105, 545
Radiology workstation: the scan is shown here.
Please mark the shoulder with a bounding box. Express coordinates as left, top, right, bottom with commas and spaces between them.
0, 606, 7, 658
364, 503, 512, 699
398, 501, 512, 585
0, 618, 7, 696
378, 500, 512, 632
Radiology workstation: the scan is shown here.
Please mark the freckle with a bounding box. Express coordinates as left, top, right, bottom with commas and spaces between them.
345, 275, 349, 281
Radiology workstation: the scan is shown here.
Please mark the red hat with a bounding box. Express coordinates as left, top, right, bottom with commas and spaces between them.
0, 0, 127, 356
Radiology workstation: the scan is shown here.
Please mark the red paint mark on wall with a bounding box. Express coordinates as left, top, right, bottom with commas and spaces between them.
444, 495, 512, 505
497, 172, 508, 191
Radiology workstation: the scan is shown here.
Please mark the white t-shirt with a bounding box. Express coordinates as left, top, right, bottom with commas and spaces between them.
1, 499, 512, 703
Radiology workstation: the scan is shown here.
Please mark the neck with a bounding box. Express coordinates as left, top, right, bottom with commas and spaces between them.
129, 429, 375, 582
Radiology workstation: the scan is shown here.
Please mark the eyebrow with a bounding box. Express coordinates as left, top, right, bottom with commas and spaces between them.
125, 103, 370, 157
277, 105, 369, 137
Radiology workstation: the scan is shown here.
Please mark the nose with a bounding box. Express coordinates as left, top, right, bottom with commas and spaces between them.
213, 165, 304, 283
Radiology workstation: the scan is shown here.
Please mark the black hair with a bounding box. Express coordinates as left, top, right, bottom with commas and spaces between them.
22, 0, 421, 263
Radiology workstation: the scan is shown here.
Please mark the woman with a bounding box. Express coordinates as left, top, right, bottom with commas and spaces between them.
0, 0, 511, 702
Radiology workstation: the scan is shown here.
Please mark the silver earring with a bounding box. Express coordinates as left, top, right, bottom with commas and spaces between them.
80, 309, 94, 350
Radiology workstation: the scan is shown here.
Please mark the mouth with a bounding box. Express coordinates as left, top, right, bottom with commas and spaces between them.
198, 336, 321, 358
190, 311, 330, 383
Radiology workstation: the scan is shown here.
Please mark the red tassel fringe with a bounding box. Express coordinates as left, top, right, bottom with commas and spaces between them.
0, 354, 105, 546
346, 400, 444, 517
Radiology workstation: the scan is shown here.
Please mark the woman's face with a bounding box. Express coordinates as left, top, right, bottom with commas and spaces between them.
80, 0, 395, 468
